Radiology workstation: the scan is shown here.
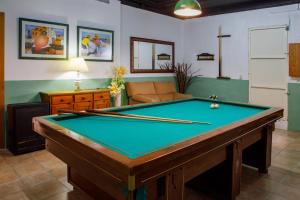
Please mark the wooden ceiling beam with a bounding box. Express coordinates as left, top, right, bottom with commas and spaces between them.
121, 0, 300, 19
201, 0, 300, 17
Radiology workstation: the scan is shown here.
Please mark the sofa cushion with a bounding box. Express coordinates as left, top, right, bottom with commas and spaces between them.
126, 82, 156, 97
174, 93, 192, 99
129, 98, 145, 105
158, 93, 175, 102
154, 81, 176, 94
131, 94, 160, 103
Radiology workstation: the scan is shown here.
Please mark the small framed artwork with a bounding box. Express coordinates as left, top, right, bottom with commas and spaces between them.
197, 53, 215, 61
77, 26, 114, 62
157, 53, 171, 61
19, 18, 69, 60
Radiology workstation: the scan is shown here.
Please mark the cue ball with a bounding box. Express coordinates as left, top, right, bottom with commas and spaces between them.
210, 103, 220, 109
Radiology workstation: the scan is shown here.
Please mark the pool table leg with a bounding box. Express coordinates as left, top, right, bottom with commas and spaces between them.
242, 124, 274, 174
166, 168, 184, 200
143, 168, 184, 200
231, 140, 242, 198
258, 125, 273, 174
127, 191, 135, 200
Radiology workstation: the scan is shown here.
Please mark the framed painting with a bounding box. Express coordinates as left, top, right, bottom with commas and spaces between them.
77, 26, 114, 62
19, 18, 69, 60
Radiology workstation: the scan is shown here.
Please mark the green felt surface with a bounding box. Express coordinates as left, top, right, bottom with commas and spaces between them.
46, 99, 268, 159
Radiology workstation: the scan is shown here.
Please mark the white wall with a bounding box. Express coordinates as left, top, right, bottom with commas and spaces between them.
0, 0, 184, 81
0, 0, 121, 81
120, 5, 184, 77
2, 0, 300, 82
183, 4, 300, 81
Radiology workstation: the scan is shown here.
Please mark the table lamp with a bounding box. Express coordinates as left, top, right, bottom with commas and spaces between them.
70, 57, 88, 91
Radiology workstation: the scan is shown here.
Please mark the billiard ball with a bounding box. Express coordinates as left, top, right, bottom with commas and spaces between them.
210, 103, 220, 109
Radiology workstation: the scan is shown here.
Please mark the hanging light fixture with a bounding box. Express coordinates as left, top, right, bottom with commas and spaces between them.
174, 0, 202, 17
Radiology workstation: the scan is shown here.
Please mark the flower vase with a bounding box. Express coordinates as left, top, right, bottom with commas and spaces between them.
114, 93, 122, 107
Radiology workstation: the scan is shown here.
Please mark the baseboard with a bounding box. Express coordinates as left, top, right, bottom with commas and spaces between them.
0, 148, 9, 154
275, 120, 288, 130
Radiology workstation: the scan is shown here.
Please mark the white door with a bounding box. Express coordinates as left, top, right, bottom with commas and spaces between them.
249, 26, 288, 129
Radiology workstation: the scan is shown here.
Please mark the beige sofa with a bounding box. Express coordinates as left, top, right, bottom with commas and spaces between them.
126, 81, 192, 105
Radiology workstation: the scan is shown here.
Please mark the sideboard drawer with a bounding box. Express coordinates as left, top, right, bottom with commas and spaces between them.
94, 100, 110, 109
40, 89, 110, 114
75, 94, 93, 103
52, 95, 73, 105
74, 102, 93, 111
94, 92, 110, 100
52, 104, 73, 114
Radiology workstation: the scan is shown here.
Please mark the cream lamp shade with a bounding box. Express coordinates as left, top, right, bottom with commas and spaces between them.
69, 57, 88, 91
69, 57, 88, 72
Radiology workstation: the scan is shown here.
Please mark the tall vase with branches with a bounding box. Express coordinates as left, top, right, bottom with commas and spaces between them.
160, 63, 200, 93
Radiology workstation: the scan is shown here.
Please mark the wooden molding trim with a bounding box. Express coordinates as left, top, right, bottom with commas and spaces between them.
289, 43, 300, 77
0, 12, 4, 148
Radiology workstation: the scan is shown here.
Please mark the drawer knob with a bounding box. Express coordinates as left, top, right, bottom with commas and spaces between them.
60, 99, 64, 102
81, 97, 85, 100
100, 95, 103, 98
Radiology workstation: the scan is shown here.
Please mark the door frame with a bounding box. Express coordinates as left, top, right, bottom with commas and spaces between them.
0, 12, 4, 148
248, 25, 289, 128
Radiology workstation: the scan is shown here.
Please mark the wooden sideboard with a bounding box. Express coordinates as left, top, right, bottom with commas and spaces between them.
40, 89, 110, 114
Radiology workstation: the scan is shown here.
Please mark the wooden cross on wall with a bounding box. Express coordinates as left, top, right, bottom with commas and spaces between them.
217, 26, 231, 79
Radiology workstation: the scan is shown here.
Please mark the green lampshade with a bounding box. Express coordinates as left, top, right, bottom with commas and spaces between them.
174, 0, 202, 17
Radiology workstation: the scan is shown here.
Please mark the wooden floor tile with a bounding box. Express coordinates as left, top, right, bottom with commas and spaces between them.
19, 171, 55, 189
0, 167, 19, 185
50, 166, 67, 179
13, 158, 45, 177
22, 179, 69, 200
253, 178, 300, 200
0, 180, 23, 197
0, 191, 30, 200
280, 174, 300, 190
45, 189, 93, 200
2, 152, 32, 165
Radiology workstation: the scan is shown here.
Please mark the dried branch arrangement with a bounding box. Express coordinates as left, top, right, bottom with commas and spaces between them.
160, 63, 201, 93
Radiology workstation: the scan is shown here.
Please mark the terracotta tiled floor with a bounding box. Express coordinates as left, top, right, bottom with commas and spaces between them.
0, 129, 300, 200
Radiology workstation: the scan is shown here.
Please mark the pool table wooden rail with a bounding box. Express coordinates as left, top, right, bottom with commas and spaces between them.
33, 104, 283, 200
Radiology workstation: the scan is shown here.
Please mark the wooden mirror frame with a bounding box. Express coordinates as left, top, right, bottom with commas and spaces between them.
130, 37, 175, 73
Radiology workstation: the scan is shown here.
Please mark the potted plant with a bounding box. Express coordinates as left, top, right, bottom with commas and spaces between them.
160, 63, 200, 93
108, 66, 127, 107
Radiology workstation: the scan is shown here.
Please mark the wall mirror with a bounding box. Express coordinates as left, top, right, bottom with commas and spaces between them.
130, 37, 175, 73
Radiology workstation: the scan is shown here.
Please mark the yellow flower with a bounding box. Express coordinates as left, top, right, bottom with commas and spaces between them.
108, 81, 121, 97
109, 65, 127, 97
114, 66, 127, 78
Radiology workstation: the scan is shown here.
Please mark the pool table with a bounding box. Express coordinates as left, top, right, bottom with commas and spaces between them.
33, 98, 283, 200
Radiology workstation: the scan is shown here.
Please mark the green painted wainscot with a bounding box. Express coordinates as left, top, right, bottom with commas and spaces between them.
4, 76, 299, 147
186, 77, 249, 103
5, 76, 176, 106
288, 83, 300, 132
